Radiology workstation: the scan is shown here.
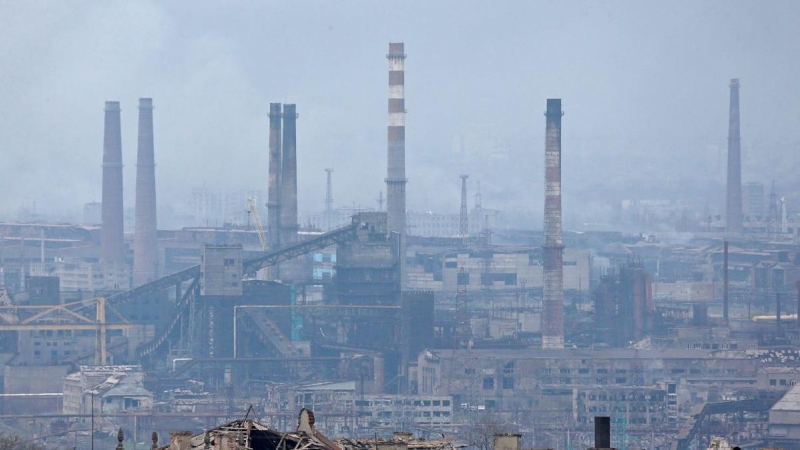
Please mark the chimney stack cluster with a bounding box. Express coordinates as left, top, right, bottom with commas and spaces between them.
266, 102, 300, 279
101, 99, 159, 288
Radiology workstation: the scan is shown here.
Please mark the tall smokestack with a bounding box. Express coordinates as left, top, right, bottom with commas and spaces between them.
267, 103, 282, 249
726, 79, 743, 235
386, 42, 407, 238
723, 240, 729, 323
133, 98, 158, 286
280, 104, 298, 246
542, 99, 564, 349
325, 168, 334, 214
459, 175, 469, 237
101, 101, 125, 265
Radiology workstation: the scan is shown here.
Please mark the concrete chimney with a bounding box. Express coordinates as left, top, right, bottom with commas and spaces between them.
386, 42, 407, 238
280, 104, 298, 246
723, 240, 729, 323
325, 168, 334, 214
726, 79, 743, 235
542, 98, 564, 349
133, 98, 158, 286
460, 175, 469, 237
101, 101, 125, 265
267, 103, 282, 250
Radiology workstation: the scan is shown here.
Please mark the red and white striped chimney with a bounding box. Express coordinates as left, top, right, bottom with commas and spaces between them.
386, 43, 407, 238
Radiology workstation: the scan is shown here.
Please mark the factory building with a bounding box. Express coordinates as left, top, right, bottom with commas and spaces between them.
406, 248, 591, 292
62, 365, 152, 417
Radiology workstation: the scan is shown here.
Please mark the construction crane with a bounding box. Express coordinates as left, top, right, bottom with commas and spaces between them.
0, 297, 132, 365
247, 197, 268, 251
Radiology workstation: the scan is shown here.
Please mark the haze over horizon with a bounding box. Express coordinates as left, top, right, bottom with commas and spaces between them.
2, 1, 800, 230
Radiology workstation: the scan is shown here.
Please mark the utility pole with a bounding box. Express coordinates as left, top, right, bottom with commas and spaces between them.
91, 391, 95, 450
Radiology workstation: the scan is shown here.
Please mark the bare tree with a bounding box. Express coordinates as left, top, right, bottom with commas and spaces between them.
0, 435, 45, 450
463, 413, 510, 450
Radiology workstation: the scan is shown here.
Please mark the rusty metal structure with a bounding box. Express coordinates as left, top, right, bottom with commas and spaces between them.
133, 98, 158, 286
459, 175, 468, 237
726, 78, 743, 235
542, 99, 564, 349
280, 104, 299, 247
386, 43, 407, 239
101, 101, 125, 265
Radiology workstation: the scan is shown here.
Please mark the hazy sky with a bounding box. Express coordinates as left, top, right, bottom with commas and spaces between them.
2, 1, 799, 227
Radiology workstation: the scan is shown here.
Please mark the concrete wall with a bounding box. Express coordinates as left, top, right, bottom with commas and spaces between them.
4, 364, 70, 394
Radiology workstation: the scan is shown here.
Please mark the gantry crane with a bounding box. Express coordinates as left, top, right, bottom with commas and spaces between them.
0, 297, 132, 365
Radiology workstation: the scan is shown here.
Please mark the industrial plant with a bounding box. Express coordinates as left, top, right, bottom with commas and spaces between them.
2, 4, 800, 450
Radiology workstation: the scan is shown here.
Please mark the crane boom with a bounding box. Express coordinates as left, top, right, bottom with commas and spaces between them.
247, 197, 268, 251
